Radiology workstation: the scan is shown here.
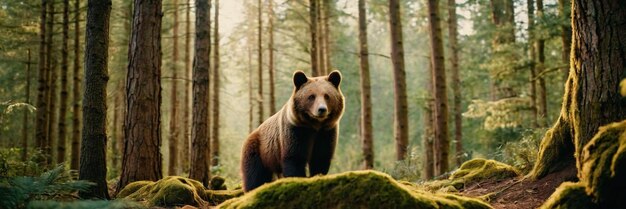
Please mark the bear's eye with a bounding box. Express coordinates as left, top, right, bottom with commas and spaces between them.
308, 95, 315, 101
324, 94, 330, 100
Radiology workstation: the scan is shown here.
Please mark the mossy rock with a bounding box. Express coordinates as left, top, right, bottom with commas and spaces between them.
539, 182, 597, 209
209, 176, 227, 190
217, 171, 492, 209
579, 121, 626, 207
449, 158, 520, 188
117, 176, 206, 207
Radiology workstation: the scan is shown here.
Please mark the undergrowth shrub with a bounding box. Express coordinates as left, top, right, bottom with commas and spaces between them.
497, 129, 543, 174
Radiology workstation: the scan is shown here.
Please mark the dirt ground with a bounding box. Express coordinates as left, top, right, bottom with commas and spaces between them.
459, 166, 578, 209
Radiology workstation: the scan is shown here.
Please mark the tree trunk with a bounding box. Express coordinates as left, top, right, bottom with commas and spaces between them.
248, 44, 254, 133
268, 0, 276, 115
168, 0, 180, 176
22, 49, 32, 161
447, 0, 462, 167
211, 0, 220, 168
428, 0, 450, 176
357, 0, 373, 169
536, 0, 548, 127
316, 1, 325, 75
35, 0, 49, 167
530, 0, 626, 180
45, 0, 56, 165
322, 0, 332, 74
57, 0, 70, 164
118, 0, 164, 191
423, 56, 434, 179
189, 0, 211, 186
527, 0, 539, 128
70, 0, 81, 171
182, 0, 192, 174
257, 0, 264, 125
388, 0, 409, 161
309, 0, 320, 76
78, 0, 111, 199
558, 0, 571, 80
111, 85, 120, 174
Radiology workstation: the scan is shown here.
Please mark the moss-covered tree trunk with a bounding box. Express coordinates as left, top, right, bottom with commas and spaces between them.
530, 0, 626, 180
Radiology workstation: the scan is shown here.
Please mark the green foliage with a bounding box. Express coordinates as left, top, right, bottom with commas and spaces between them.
0, 148, 45, 178
218, 171, 492, 209
387, 146, 423, 182
0, 165, 94, 209
498, 129, 543, 174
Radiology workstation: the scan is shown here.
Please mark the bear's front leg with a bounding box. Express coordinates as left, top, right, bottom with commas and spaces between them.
282, 126, 315, 177
309, 127, 337, 176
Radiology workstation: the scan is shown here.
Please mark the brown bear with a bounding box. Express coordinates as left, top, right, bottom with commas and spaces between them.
240, 70, 344, 192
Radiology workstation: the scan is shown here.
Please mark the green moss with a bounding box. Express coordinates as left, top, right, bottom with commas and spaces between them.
117, 176, 206, 207
202, 189, 244, 205
449, 158, 520, 187
217, 171, 492, 209
620, 79, 626, 96
539, 182, 596, 209
116, 181, 152, 198
579, 121, 626, 207
209, 176, 227, 190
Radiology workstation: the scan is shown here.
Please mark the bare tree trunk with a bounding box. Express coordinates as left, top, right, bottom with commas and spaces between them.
45, 0, 56, 165
531, 0, 626, 179
428, 0, 450, 176
389, 0, 409, 161
309, 0, 320, 76
423, 57, 434, 179
536, 0, 548, 127
111, 86, 120, 174
316, 1, 325, 75
211, 0, 220, 168
182, 0, 192, 173
189, 0, 211, 186
70, 0, 81, 171
57, 0, 70, 164
118, 0, 164, 191
447, 0, 462, 167
35, 0, 49, 167
22, 49, 32, 162
357, 0, 373, 169
78, 0, 111, 199
168, 0, 180, 176
248, 44, 254, 133
527, 0, 539, 128
558, 0, 571, 80
257, 0, 264, 125
322, 0, 332, 74
268, 0, 276, 115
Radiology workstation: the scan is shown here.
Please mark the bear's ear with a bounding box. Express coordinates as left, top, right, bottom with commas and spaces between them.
293, 70, 308, 90
327, 70, 341, 88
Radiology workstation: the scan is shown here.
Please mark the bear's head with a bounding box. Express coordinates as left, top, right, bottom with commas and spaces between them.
290, 70, 344, 128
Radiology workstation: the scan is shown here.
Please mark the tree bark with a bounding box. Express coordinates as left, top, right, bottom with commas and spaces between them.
531, 0, 626, 179
22, 49, 32, 162
268, 0, 276, 115
322, 0, 332, 74
118, 0, 164, 191
527, 0, 539, 128
168, 0, 180, 176
316, 0, 325, 75
357, 0, 373, 169
57, 0, 70, 164
70, 0, 81, 171
45, 0, 56, 165
189, 0, 211, 186
182, 0, 192, 173
78, 0, 111, 199
423, 56, 434, 179
447, 0, 462, 167
388, 0, 409, 161
211, 0, 220, 168
35, 0, 49, 167
257, 0, 264, 125
428, 0, 450, 176
309, 0, 320, 76
536, 0, 548, 127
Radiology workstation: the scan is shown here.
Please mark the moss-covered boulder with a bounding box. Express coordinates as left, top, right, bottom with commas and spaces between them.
217, 171, 492, 209
449, 158, 520, 187
209, 176, 227, 190
539, 182, 596, 209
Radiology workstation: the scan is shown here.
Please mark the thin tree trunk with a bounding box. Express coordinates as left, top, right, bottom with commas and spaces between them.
70, 0, 81, 171
57, 0, 70, 164
22, 49, 32, 162
168, 0, 180, 176
257, 0, 264, 125
111, 86, 120, 174
531, 0, 626, 179
35, 0, 48, 167
45, 0, 56, 165
558, 0, 571, 80
536, 0, 548, 127
322, 0, 332, 74
428, 0, 450, 176
527, 0, 539, 128
78, 0, 112, 199
118, 0, 164, 191
211, 0, 220, 168
182, 0, 192, 173
268, 0, 276, 115
447, 0, 462, 167
423, 56, 434, 179
357, 0, 373, 169
389, 0, 409, 161
316, 1, 325, 75
309, 0, 320, 76
189, 0, 211, 186
248, 44, 254, 133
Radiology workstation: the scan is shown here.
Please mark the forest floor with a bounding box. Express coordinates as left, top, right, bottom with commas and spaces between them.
459, 166, 577, 209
